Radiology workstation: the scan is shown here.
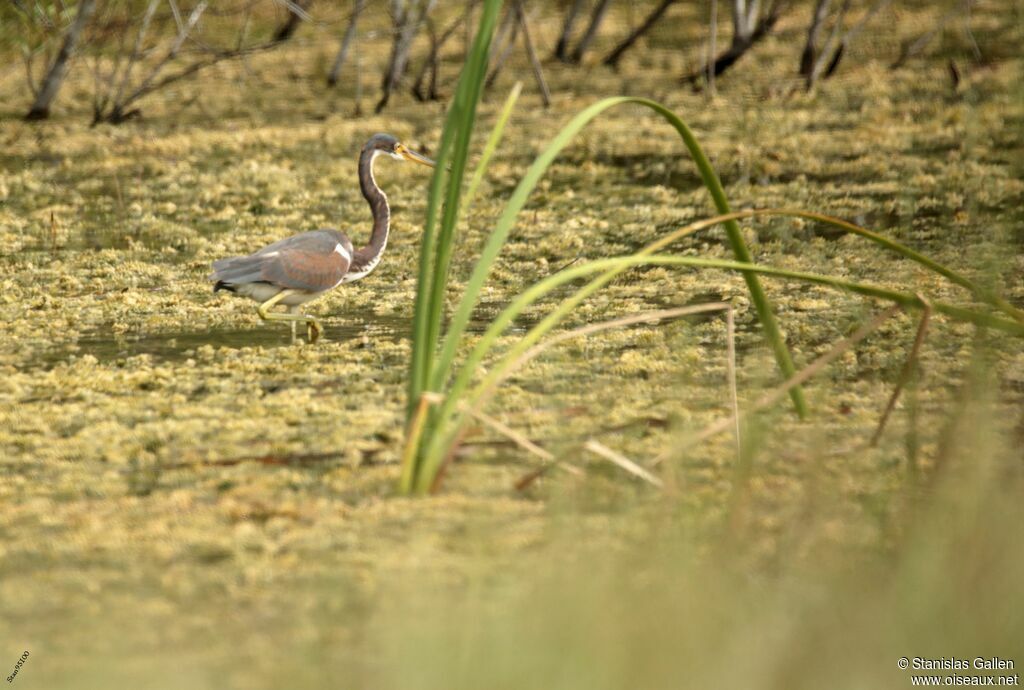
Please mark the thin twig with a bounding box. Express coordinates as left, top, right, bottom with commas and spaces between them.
123, 39, 280, 105
484, 7, 519, 89
602, 0, 676, 68
725, 304, 740, 464
458, 304, 734, 481
110, 0, 159, 112
514, 0, 550, 107
274, 0, 313, 23
654, 305, 900, 464
122, 0, 209, 108
892, 0, 969, 69
807, 0, 849, 87
870, 298, 932, 447
377, 0, 437, 112
22, 48, 40, 97
569, 0, 613, 64
410, 0, 478, 97
584, 440, 664, 488
841, 0, 891, 45
822, 0, 892, 80
445, 306, 728, 492
554, 0, 585, 61
462, 405, 584, 476
325, 0, 366, 85
506, 304, 731, 386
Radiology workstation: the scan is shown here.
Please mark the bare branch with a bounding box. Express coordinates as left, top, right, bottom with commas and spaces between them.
271, 0, 313, 43
377, 0, 437, 112
514, 0, 550, 107
553, 0, 586, 62
484, 7, 518, 90
25, 0, 97, 120
569, 0, 614, 64
109, 0, 160, 115
411, 0, 480, 99
682, 0, 784, 86
871, 298, 932, 447
892, 0, 970, 69
602, 0, 676, 69
327, 0, 367, 87
116, 1, 209, 116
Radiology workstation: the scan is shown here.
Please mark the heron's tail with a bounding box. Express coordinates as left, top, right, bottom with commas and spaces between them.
210, 255, 267, 290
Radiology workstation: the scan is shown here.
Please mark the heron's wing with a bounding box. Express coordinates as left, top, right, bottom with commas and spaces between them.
210, 256, 266, 285
259, 246, 351, 292
211, 229, 352, 291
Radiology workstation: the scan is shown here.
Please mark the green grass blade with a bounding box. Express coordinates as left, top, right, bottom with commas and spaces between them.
421, 0, 503, 385
427, 97, 805, 417
463, 81, 522, 214
414, 254, 1024, 490
442, 206, 1018, 425
408, 108, 457, 417
629, 208, 1020, 320
405, 0, 503, 492
765, 210, 1024, 324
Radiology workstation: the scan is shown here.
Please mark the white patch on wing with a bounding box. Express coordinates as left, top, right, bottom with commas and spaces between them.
263, 251, 279, 257
334, 243, 352, 262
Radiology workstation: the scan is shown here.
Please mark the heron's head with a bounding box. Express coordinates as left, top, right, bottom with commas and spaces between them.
365, 133, 436, 168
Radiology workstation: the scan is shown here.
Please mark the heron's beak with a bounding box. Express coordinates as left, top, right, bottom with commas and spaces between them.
397, 144, 436, 168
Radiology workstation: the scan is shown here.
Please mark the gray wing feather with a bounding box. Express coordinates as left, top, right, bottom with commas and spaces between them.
210, 229, 352, 291
256, 230, 342, 255
210, 256, 267, 284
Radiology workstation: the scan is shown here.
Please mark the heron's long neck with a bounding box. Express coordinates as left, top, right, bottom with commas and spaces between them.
355, 149, 390, 270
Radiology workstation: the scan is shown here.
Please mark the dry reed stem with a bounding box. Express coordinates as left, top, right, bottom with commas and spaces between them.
399, 391, 444, 490
870, 298, 932, 447
583, 439, 665, 488
440, 305, 728, 492
499, 304, 731, 399
485, 304, 729, 490
726, 305, 740, 464
462, 405, 584, 477
653, 305, 901, 465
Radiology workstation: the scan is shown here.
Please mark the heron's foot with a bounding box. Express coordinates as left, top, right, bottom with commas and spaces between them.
306, 318, 322, 344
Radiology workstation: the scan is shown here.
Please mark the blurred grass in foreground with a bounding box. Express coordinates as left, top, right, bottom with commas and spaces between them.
30, 339, 1023, 689
372, 348, 1022, 689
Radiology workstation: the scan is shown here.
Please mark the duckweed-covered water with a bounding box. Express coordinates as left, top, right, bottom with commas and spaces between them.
1, 3, 1022, 688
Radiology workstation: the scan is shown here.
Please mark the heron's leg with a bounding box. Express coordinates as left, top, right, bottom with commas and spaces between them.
306, 318, 322, 344
257, 289, 298, 321
287, 307, 323, 344
256, 291, 323, 344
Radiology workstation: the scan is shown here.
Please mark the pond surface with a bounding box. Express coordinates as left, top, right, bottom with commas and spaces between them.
1, 4, 1022, 687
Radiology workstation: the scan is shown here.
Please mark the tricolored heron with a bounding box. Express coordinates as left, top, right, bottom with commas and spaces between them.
210, 133, 435, 343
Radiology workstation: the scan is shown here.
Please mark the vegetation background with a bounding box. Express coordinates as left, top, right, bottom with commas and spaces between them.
0, 0, 1021, 688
